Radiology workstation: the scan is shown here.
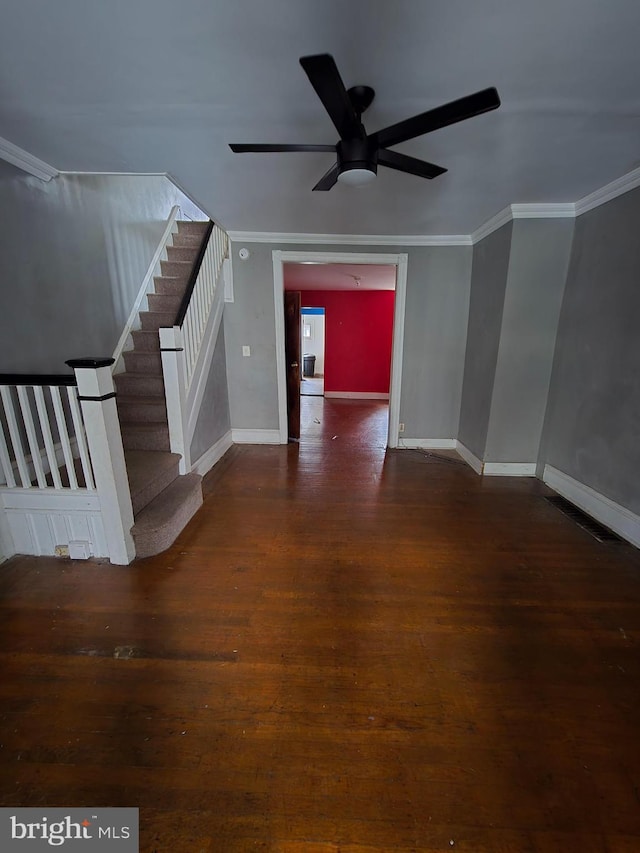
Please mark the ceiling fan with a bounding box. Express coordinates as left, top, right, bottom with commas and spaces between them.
230, 54, 500, 191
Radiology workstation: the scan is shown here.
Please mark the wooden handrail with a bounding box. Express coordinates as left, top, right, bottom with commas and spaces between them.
0, 373, 77, 386
174, 220, 215, 328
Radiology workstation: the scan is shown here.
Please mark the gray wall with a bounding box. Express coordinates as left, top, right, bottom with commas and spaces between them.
190, 322, 231, 462
458, 222, 512, 459
540, 187, 640, 513
484, 218, 574, 463
0, 172, 204, 373
224, 241, 472, 439
400, 246, 472, 440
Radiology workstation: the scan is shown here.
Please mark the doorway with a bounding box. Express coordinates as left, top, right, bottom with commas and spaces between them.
300, 307, 325, 397
272, 250, 408, 447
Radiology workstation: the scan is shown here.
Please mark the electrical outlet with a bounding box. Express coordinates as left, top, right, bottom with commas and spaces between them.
242, 345, 251, 357
398, 423, 405, 433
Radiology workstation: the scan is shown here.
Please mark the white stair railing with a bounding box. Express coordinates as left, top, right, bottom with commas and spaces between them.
0, 360, 134, 565
160, 222, 229, 473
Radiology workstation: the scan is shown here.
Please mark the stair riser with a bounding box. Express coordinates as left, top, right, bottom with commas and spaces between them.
167, 246, 198, 263
160, 260, 192, 279
172, 233, 203, 249
132, 474, 203, 559
130, 459, 180, 515
118, 400, 167, 424
140, 311, 176, 331
122, 426, 170, 452
153, 277, 186, 296
123, 351, 163, 375
147, 293, 182, 314
115, 375, 164, 396
131, 330, 160, 352
177, 221, 209, 237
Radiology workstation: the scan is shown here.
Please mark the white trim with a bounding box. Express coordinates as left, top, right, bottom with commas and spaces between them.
1, 488, 100, 512
483, 462, 537, 477
230, 231, 470, 246
574, 165, 640, 217
0, 135, 59, 182
543, 465, 640, 549
112, 205, 180, 370
470, 207, 512, 244
0, 502, 15, 561
272, 250, 407, 449
398, 438, 457, 449
223, 257, 234, 303
232, 429, 282, 444
191, 430, 233, 476
511, 203, 575, 219
324, 391, 390, 400
455, 441, 484, 475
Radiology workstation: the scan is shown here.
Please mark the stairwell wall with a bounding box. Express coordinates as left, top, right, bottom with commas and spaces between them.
190, 321, 231, 465
0, 172, 205, 373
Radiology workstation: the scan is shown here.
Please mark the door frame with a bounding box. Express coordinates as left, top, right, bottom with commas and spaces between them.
272, 250, 408, 447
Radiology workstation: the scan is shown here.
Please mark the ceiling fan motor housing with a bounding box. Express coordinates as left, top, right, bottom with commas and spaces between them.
337, 137, 378, 178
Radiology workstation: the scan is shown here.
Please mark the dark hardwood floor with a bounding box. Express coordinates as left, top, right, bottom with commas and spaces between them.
1, 397, 640, 851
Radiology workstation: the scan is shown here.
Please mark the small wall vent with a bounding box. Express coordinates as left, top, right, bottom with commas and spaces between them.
544, 495, 621, 542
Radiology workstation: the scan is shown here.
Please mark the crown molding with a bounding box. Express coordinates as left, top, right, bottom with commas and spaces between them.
0, 135, 59, 182
227, 230, 471, 246
574, 164, 640, 217
511, 203, 575, 218
470, 207, 512, 244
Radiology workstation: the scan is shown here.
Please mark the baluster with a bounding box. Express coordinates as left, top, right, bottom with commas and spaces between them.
33, 386, 62, 489
67, 386, 95, 490
51, 386, 78, 489
2, 386, 32, 488
0, 389, 17, 487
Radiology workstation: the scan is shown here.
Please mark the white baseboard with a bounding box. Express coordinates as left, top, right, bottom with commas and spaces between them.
543, 465, 640, 549
324, 391, 390, 400
191, 431, 233, 476
483, 462, 537, 477
456, 441, 484, 475
399, 438, 457, 449
232, 429, 283, 445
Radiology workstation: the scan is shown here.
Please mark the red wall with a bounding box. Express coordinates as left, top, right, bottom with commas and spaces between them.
298, 290, 394, 394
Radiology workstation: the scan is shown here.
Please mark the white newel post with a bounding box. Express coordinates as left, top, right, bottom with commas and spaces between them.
67, 358, 135, 565
159, 326, 190, 474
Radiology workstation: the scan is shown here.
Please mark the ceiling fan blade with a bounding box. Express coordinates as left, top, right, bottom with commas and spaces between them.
378, 149, 447, 180
229, 143, 335, 153
299, 54, 362, 140
372, 87, 500, 149
312, 162, 339, 191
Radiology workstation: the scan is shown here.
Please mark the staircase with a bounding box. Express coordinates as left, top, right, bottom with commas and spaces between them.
114, 221, 208, 559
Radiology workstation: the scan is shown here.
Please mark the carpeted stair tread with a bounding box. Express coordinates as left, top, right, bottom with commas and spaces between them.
125, 450, 181, 515
117, 394, 167, 424
177, 220, 209, 235
147, 293, 182, 314
123, 350, 163, 375
131, 472, 203, 559
121, 421, 170, 451
140, 310, 177, 330
153, 276, 188, 296
131, 330, 161, 351
160, 260, 192, 279
114, 372, 165, 396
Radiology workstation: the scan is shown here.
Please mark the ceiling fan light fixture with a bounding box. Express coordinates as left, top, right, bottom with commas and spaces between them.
337, 166, 377, 187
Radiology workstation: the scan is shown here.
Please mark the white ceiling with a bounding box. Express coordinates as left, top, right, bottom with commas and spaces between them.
284, 263, 396, 291
1, 0, 639, 237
